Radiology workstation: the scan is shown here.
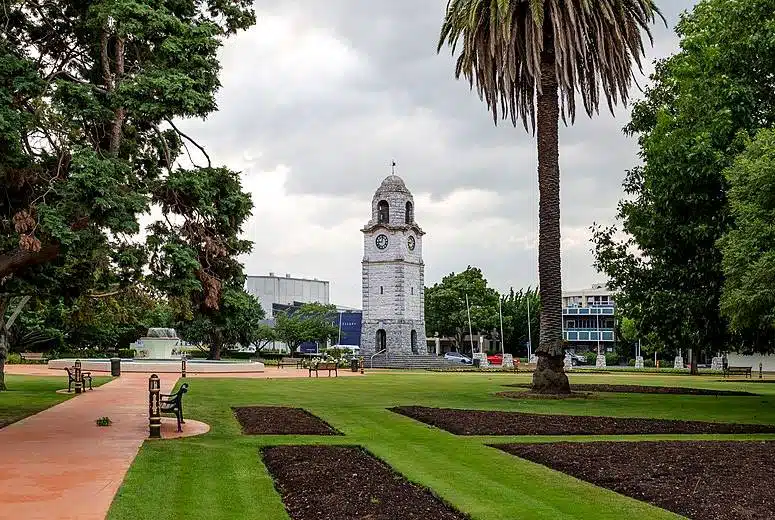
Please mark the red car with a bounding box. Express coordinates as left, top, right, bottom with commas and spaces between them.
486, 353, 503, 365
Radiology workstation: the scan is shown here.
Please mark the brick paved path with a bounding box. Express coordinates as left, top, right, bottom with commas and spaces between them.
0, 373, 175, 520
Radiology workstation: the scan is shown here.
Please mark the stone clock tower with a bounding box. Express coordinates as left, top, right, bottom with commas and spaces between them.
360, 174, 426, 357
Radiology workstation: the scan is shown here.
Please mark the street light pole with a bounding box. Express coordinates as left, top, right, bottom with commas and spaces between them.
498, 297, 505, 355
466, 294, 475, 357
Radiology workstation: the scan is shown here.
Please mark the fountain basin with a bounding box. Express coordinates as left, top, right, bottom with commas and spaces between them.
48, 358, 265, 374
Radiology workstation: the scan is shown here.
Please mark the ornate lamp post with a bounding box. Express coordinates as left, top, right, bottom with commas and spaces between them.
148, 374, 161, 438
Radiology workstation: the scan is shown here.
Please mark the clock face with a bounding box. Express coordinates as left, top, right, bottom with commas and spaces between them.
375, 234, 389, 250
407, 235, 416, 251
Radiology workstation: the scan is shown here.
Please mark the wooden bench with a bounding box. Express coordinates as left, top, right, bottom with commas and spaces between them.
309, 362, 338, 378
277, 357, 302, 369
160, 383, 189, 432
64, 367, 93, 392
20, 352, 47, 362
723, 366, 752, 378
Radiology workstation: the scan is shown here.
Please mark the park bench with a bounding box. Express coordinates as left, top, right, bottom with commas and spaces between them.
309, 362, 338, 378
277, 357, 302, 369
64, 366, 93, 392
723, 366, 752, 378
20, 352, 47, 363
160, 383, 189, 432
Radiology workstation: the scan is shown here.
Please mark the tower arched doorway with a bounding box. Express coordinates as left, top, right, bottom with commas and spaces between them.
411, 329, 418, 354
376, 329, 387, 352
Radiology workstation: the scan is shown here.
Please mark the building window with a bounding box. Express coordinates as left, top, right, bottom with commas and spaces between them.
378, 200, 389, 224
380, 286, 383, 295
411, 329, 417, 354
376, 329, 387, 351
567, 320, 575, 329
411, 287, 414, 295
405, 201, 413, 224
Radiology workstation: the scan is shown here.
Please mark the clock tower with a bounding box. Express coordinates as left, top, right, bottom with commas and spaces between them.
360, 173, 426, 357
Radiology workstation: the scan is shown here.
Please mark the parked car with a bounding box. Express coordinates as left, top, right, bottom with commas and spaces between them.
565, 351, 586, 366
486, 353, 503, 365
444, 352, 472, 365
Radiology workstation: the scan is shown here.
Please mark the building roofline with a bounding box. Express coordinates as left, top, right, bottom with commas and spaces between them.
246, 274, 330, 284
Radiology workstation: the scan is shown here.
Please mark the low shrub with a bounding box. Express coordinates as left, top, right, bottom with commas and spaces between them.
5, 352, 23, 364
117, 349, 136, 359
605, 353, 620, 366
95, 416, 112, 427
584, 351, 599, 365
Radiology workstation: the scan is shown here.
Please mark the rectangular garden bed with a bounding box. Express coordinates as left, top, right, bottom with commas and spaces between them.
233, 406, 341, 435
389, 406, 775, 435
493, 440, 775, 520
503, 383, 757, 396
262, 445, 469, 520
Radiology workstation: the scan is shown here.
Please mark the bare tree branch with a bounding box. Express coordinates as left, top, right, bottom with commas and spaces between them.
165, 118, 211, 168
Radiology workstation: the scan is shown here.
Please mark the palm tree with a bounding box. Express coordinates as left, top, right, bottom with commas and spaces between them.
439, 1, 661, 393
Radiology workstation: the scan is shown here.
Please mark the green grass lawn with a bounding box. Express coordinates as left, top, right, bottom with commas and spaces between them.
0, 374, 112, 428
108, 372, 775, 520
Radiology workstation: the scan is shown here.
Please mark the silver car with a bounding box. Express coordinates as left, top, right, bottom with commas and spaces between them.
444, 352, 472, 365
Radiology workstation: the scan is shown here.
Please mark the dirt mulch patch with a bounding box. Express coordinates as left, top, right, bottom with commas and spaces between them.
504, 383, 758, 396
494, 440, 775, 520
262, 445, 470, 520
496, 391, 595, 400
233, 406, 341, 435
389, 406, 775, 436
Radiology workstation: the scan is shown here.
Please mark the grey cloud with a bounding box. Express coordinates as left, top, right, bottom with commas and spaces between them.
191, 0, 697, 304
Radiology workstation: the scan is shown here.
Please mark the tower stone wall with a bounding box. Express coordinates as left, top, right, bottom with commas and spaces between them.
360, 175, 426, 357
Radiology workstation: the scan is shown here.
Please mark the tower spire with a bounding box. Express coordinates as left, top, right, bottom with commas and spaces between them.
391, 160, 396, 175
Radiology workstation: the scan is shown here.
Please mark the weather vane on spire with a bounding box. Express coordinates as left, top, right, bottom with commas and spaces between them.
391, 160, 396, 175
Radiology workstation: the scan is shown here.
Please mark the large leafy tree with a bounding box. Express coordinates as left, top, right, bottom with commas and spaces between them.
438, 0, 661, 393
593, 0, 775, 373
274, 303, 339, 355
499, 287, 540, 356
718, 129, 775, 349
425, 266, 499, 355
174, 288, 265, 359
147, 165, 256, 360
0, 0, 254, 389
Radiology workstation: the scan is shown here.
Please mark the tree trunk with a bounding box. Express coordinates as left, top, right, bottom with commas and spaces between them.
0, 328, 7, 391
209, 330, 222, 360
690, 348, 698, 375
531, 29, 570, 394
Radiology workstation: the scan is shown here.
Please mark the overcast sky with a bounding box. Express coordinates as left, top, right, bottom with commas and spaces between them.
179, 0, 698, 309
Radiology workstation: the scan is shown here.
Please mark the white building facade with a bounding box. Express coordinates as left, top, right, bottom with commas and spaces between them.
245, 273, 330, 318
360, 175, 426, 357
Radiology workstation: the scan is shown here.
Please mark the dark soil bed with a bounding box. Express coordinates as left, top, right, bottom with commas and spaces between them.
390, 406, 775, 436
262, 445, 469, 520
496, 391, 595, 400
494, 440, 775, 520
504, 383, 757, 396
233, 406, 341, 435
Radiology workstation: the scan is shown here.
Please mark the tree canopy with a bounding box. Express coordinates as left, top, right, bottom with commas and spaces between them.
425, 266, 500, 355
274, 303, 338, 354
718, 129, 775, 349
0, 0, 256, 388
593, 0, 775, 370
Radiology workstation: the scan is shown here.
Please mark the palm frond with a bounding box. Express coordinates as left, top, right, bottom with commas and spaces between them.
438, 0, 664, 132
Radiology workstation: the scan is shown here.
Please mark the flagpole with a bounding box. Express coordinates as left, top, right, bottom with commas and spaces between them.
337, 310, 342, 346
498, 297, 505, 355
466, 294, 475, 357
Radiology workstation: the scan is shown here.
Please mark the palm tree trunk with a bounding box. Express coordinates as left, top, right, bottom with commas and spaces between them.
531, 35, 570, 394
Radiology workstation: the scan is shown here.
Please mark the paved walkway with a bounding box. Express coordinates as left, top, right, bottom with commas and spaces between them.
0, 364, 364, 519
0, 372, 175, 520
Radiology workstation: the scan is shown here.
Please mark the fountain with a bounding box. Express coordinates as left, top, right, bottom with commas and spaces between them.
47, 327, 265, 374
131, 327, 180, 359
